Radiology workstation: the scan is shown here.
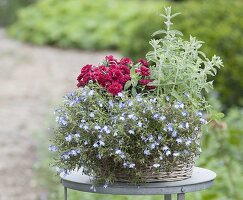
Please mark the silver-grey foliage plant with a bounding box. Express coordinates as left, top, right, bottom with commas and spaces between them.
146, 7, 223, 110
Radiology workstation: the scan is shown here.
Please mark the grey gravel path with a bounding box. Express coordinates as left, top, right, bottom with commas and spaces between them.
0, 29, 118, 200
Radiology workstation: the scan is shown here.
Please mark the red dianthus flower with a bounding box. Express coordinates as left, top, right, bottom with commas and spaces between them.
120, 57, 133, 66
119, 65, 130, 75
97, 73, 112, 88
107, 82, 123, 95
105, 55, 117, 64
109, 67, 123, 82
77, 64, 93, 87
120, 74, 131, 84
138, 58, 149, 67
139, 79, 155, 90
81, 64, 92, 74
136, 66, 150, 76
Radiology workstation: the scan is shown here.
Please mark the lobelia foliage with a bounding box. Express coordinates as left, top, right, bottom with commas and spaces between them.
51, 86, 206, 185
49, 7, 222, 186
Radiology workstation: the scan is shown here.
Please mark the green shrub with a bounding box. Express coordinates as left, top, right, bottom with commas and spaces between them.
8, 0, 141, 48
0, 0, 35, 26
194, 98, 243, 200
8, 0, 243, 107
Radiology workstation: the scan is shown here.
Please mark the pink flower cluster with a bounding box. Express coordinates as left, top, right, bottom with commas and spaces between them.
77, 55, 154, 95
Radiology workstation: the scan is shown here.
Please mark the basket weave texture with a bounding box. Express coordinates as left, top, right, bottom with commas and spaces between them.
115, 156, 195, 182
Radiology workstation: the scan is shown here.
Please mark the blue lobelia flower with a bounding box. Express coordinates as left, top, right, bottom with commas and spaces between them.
119, 116, 125, 121
119, 102, 125, 108
48, 145, 58, 152
196, 111, 203, 117
182, 122, 189, 129
153, 163, 160, 168
115, 149, 122, 155
176, 138, 183, 144
181, 110, 188, 116
65, 134, 72, 142
89, 113, 95, 118
93, 142, 99, 148
61, 153, 70, 160
173, 152, 180, 157
159, 115, 166, 121
150, 98, 157, 103
150, 143, 156, 149
127, 100, 134, 107
144, 149, 151, 155
174, 101, 184, 109
172, 130, 177, 138
199, 118, 208, 124
99, 140, 105, 146
184, 93, 190, 98
185, 138, 192, 146
153, 113, 159, 119
69, 150, 78, 156
166, 123, 174, 132
102, 126, 111, 134
83, 125, 89, 131
136, 94, 142, 102
57, 116, 68, 126
148, 134, 154, 141
165, 150, 171, 156
137, 121, 143, 127
94, 125, 101, 130
117, 92, 123, 98
163, 146, 169, 151
74, 133, 80, 138
108, 100, 114, 108
129, 163, 135, 168
55, 167, 63, 174
88, 90, 94, 96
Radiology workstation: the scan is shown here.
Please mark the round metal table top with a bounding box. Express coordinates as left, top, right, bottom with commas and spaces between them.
60, 167, 216, 195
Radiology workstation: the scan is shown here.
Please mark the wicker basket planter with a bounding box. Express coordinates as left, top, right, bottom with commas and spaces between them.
115, 156, 195, 182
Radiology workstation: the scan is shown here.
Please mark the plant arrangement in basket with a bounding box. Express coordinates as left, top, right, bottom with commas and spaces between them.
49, 7, 223, 186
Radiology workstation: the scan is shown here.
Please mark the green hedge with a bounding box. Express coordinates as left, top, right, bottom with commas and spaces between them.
8, 0, 243, 108
0, 0, 35, 26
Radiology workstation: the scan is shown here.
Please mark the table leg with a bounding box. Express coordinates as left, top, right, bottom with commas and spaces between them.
177, 193, 185, 200
64, 187, 67, 200
164, 194, 172, 200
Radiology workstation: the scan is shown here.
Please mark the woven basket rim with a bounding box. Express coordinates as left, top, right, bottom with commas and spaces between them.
114, 156, 195, 182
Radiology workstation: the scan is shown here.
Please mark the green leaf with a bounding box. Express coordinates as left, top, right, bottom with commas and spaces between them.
215, 112, 225, 119
132, 79, 138, 87
147, 80, 158, 86
171, 90, 180, 100
152, 29, 167, 37
124, 81, 131, 90
171, 12, 181, 18
209, 110, 225, 121
131, 87, 137, 97
168, 30, 183, 36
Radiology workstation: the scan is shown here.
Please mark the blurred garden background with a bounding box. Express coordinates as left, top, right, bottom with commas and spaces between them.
0, 0, 242, 199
